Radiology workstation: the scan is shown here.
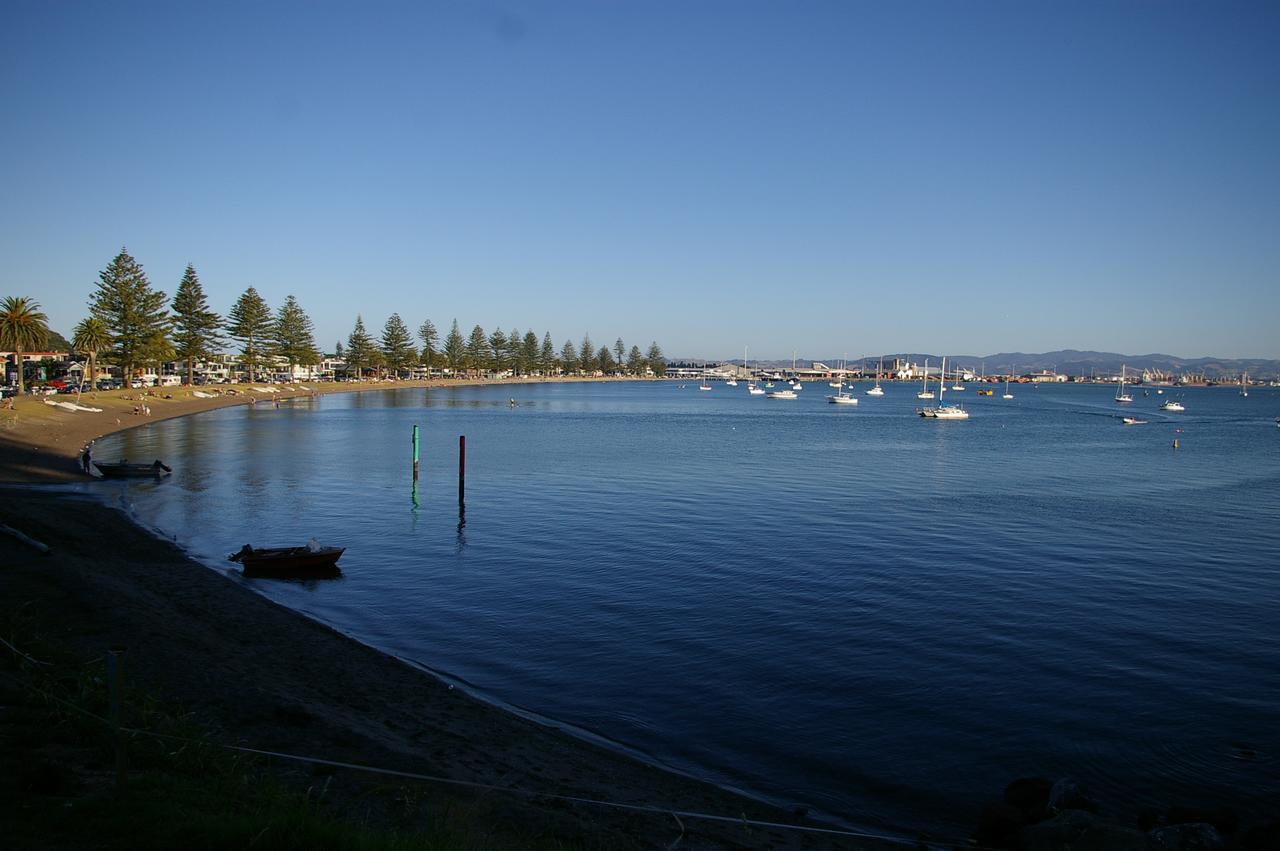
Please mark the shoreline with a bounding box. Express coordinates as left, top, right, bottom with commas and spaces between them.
0, 378, 896, 849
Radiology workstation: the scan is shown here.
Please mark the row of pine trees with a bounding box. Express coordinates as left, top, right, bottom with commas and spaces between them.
5, 248, 667, 392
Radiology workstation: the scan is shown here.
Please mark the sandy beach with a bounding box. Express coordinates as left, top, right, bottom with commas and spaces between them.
0, 379, 896, 849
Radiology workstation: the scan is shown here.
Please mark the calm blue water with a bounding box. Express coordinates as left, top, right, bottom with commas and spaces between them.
97, 381, 1280, 835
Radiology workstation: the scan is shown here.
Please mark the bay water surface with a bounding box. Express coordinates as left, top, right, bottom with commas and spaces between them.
97, 380, 1280, 836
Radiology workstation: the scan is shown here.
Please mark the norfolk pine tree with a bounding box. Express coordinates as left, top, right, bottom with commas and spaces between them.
522, 331, 539, 374
488, 328, 509, 373
346, 316, 375, 379
627, 344, 644, 375
443, 320, 466, 373
381, 313, 416, 376
226, 287, 273, 382
540, 332, 556, 375
89, 248, 170, 386
274, 295, 321, 377
579, 333, 596, 373
465, 324, 489, 375
560, 339, 578, 374
647, 341, 666, 376
418, 319, 438, 370
171, 264, 224, 385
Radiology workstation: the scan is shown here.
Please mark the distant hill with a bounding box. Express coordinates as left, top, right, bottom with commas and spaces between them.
703, 349, 1279, 379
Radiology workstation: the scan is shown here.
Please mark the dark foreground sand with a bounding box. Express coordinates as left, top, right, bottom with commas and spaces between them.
0, 382, 899, 849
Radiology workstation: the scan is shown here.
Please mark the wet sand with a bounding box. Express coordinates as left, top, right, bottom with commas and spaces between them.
0, 380, 896, 849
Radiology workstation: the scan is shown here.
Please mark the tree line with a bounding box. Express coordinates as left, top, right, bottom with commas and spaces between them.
2, 247, 667, 392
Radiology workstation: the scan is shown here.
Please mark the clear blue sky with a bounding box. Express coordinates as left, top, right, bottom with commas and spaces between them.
3, 1, 1277, 360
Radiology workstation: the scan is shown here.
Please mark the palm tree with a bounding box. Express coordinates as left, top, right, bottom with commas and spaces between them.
0, 296, 49, 395
72, 317, 112, 394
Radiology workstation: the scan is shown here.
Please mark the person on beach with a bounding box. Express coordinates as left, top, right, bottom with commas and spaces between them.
81, 443, 92, 473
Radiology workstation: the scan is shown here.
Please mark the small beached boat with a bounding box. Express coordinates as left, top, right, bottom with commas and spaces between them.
94, 460, 172, 478
229, 543, 345, 577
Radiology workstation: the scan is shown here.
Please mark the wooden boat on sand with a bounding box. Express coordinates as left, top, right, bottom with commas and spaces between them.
229, 543, 344, 578
94, 460, 172, 478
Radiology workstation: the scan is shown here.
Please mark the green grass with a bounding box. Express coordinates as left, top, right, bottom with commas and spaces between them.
1, 607, 594, 850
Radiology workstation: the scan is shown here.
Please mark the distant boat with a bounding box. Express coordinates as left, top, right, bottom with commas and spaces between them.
229, 543, 344, 578
1160, 399, 1185, 412
828, 356, 857, 404
1003, 375, 1014, 400
951, 362, 965, 391
699, 375, 712, 391
768, 388, 798, 399
920, 356, 969, 419
917, 359, 934, 399
1240, 372, 1248, 397
867, 356, 885, 396
1115, 365, 1133, 403
1121, 417, 1148, 425
94, 459, 171, 479
746, 347, 765, 395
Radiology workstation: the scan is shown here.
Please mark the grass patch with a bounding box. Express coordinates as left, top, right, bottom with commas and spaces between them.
1, 606, 590, 850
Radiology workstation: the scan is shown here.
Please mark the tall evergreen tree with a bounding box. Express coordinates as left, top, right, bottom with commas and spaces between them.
465, 324, 489, 374
226, 287, 273, 382
334, 340, 344, 359
345, 315, 375, 379
597, 345, 615, 374
171, 266, 223, 383
0, 296, 49, 394
72, 317, 112, 390
488, 329, 509, 372
170, 264, 223, 385
418, 319, 438, 370
627, 344, 644, 375
560, 339, 578, 374
614, 337, 626, 368
647, 341, 666, 376
381, 313, 415, 376
579, 333, 596, 373
522, 331, 539, 374
540, 332, 556, 375
506, 327, 522, 374
89, 248, 169, 386
443, 319, 466, 373
273, 295, 320, 377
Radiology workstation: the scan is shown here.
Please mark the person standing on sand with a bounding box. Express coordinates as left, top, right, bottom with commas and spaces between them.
81, 442, 92, 473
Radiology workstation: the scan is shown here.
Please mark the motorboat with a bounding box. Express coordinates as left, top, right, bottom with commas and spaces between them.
767, 389, 798, 399
229, 543, 344, 578
1121, 417, 1148, 425
1160, 399, 1185, 412
93, 460, 171, 478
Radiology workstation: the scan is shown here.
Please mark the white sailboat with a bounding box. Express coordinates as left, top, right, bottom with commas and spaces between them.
917, 358, 934, 399
789, 351, 803, 390
1003, 371, 1014, 399
1240, 372, 1248, 397
1114, 365, 1133, 403
827, 357, 857, 404
951, 362, 965, 391
829, 354, 845, 388
866, 356, 885, 396
920, 356, 968, 418
746, 347, 765, 395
